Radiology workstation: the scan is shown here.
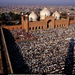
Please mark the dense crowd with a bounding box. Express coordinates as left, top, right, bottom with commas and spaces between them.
14, 24, 75, 74
6, 29, 36, 73
7, 24, 75, 74
10, 29, 35, 41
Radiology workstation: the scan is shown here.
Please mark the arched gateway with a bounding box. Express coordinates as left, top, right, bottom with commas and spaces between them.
47, 20, 52, 28
45, 16, 55, 29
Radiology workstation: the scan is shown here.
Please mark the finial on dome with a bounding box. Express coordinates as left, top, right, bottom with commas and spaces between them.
25, 14, 28, 17
45, 5, 47, 8
68, 13, 70, 15
56, 9, 58, 11
31, 10, 34, 12
21, 13, 23, 15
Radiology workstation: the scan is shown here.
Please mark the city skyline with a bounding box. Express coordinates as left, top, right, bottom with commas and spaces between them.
0, 0, 75, 6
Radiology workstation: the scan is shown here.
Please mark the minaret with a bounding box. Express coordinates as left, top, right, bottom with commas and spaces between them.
21, 13, 24, 26
74, 10, 75, 21
25, 15, 29, 32
60, 12, 62, 19
66, 13, 70, 27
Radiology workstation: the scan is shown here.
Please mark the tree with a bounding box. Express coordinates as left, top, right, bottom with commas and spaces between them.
9, 12, 16, 20
9, 12, 21, 21
0, 13, 6, 20
61, 13, 67, 17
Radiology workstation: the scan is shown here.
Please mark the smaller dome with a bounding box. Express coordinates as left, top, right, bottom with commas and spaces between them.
29, 11, 37, 21
52, 11, 60, 20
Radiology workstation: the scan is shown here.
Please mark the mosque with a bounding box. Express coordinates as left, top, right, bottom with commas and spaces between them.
2, 6, 75, 32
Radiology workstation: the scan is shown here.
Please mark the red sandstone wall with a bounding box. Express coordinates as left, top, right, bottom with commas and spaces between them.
54, 19, 67, 28
0, 51, 3, 74
2, 25, 23, 30
1, 28, 13, 73
1, 19, 75, 31
70, 20, 75, 25
54, 19, 68, 28
55, 19, 67, 25
29, 21, 45, 30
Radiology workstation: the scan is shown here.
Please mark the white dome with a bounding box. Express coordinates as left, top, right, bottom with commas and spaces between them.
40, 7, 50, 20
29, 11, 37, 21
52, 11, 60, 20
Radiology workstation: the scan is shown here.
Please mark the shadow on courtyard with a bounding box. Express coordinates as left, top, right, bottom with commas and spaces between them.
64, 38, 75, 74
2, 28, 75, 74
3, 28, 31, 74
0, 28, 8, 74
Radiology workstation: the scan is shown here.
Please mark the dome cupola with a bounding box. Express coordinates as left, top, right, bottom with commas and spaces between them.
52, 11, 60, 20
29, 11, 37, 21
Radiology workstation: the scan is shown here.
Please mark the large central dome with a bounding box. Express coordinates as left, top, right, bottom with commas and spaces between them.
40, 7, 50, 20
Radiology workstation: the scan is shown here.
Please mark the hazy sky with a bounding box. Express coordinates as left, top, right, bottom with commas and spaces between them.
0, 0, 75, 6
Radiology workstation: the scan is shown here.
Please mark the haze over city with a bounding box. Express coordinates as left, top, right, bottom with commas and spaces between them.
0, 0, 75, 6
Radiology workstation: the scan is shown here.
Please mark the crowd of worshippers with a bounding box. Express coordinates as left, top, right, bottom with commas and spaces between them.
9, 24, 75, 74
10, 29, 36, 41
